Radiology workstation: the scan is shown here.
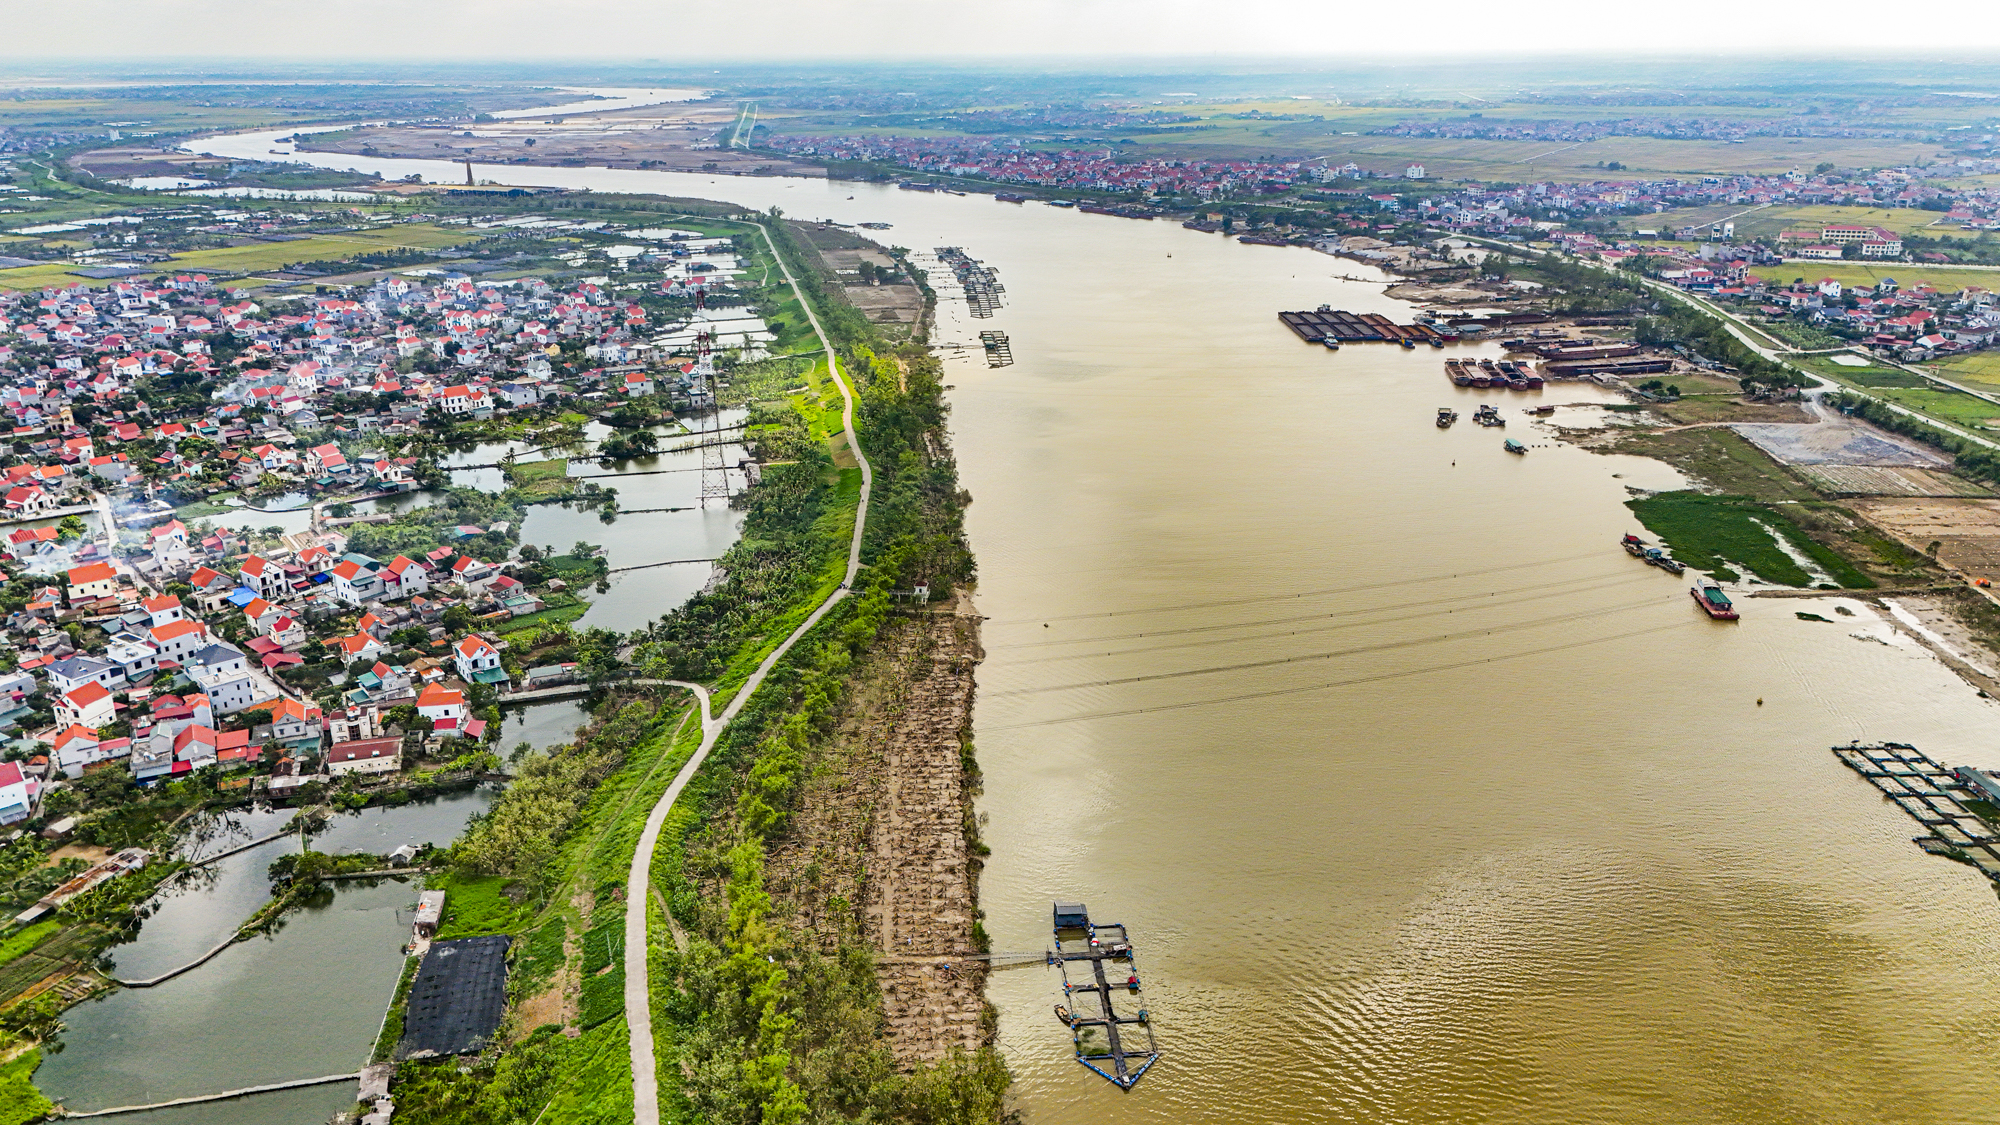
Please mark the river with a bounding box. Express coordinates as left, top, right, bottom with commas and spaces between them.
179, 130, 2000, 1124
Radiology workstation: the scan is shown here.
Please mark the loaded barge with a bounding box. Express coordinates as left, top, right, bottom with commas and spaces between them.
1050, 901, 1160, 1090
1280, 307, 1453, 347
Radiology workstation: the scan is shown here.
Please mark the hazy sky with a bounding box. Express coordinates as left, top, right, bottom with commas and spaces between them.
11, 0, 2000, 60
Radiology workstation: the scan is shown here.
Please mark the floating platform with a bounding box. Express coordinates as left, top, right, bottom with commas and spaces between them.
1049, 901, 1159, 1089
1834, 743, 2000, 881
936, 247, 1004, 317
1279, 308, 1450, 346
979, 330, 1013, 368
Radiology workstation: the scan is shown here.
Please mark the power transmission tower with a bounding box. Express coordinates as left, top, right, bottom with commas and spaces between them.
693, 331, 730, 507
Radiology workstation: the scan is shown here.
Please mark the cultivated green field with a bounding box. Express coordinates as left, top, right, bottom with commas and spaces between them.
1756, 261, 2000, 293
0, 222, 480, 290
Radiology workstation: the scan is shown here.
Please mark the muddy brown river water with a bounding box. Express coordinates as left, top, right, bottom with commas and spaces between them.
184, 130, 2000, 1124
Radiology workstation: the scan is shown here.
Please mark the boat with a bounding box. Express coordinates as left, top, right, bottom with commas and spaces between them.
1648, 550, 1687, 575
1692, 577, 1739, 620
1437, 408, 1459, 428
1526, 404, 1556, 416
1508, 376, 1531, 390
1473, 405, 1506, 427
1470, 374, 1492, 388
1400, 338, 1417, 349
1430, 337, 1446, 348
1479, 359, 1499, 373
996, 192, 1028, 203
1623, 533, 1647, 557
1050, 902, 1160, 1090
1047, 199, 1076, 207
1524, 373, 1545, 389
1453, 371, 1473, 387
1503, 438, 1527, 454
1322, 338, 1340, 350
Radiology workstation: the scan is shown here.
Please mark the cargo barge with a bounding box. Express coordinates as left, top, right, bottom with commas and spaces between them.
1692, 577, 1738, 620
1280, 307, 1452, 346
1049, 901, 1159, 1090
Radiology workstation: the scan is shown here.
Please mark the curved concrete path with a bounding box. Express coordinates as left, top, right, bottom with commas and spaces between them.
625, 221, 874, 1123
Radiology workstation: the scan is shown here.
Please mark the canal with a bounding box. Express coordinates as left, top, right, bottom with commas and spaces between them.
181, 130, 2000, 1124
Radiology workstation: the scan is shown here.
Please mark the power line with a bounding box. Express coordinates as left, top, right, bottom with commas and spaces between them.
995, 572, 1651, 656
988, 550, 1609, 627
988, 598, 1660, 698
981, 621, 1689, 731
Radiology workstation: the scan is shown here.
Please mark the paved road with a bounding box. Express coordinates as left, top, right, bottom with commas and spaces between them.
625, 220, 875, 1124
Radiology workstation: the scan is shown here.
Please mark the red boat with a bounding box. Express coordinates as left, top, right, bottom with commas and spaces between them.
1691, 577, 1738, 620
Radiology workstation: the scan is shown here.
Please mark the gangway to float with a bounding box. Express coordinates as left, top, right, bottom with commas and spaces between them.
1048, 901, 1159, 1089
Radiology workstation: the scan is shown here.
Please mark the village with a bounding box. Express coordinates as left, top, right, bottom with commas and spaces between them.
0, 197, 792, 894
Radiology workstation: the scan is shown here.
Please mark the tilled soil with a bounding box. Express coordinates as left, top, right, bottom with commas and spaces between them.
764, 607, 988, 1066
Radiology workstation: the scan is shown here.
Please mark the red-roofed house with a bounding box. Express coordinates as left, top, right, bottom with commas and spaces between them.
453, 634, 506, 685
382, 555, 430, 599
331, 632, 386, 665
415, 682, 465, 723
66, 561, 119, 605
58, 681, 115, 730
328, 736, 402, 776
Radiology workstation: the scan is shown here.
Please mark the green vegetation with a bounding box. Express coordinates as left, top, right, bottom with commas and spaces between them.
504, 458, 570, 487
0, 1050, 51, 1125
1609, 428, 1818, 501
424, 872, 537, 941
0, 923, 62, 971
372, 956, 422, 1064
1627, 492, 1874, 588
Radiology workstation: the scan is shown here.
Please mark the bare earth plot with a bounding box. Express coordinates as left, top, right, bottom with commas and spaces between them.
1795, 465, 1993, 497
1853, 499, 2000, 584
303, 104, 824, 178
1731, 418, 1948, 468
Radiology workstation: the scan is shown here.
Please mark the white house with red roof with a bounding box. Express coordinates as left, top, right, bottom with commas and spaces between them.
0, 762, 36, 825
235, 555, 289, 600
453, 635, 507, 685
382, 555, 430, 599
330, 557, 383, 605
416, 682, 466, 724
141, 593, 183, 628
306, 443, 349, 476
331, 632, 386, 665
66, 561, 119, 605
147, 618, 213, 668
58, 681, 116, 730
52, 724, 125, 779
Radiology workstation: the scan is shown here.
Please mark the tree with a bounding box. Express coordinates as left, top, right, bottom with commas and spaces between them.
55, 515, 86, 542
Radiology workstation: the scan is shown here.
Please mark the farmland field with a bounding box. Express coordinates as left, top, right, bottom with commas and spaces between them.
1756, 261, 2000, 293
0, 222, 480, 290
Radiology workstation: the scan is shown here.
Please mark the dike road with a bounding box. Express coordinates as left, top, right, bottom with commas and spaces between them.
624, 220, 875, 1125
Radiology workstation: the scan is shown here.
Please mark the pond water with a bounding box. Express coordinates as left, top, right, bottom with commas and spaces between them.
37, 789, 492, 1118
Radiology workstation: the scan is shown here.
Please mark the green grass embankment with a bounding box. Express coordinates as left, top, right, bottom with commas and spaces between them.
1628, 492, 1875, 588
